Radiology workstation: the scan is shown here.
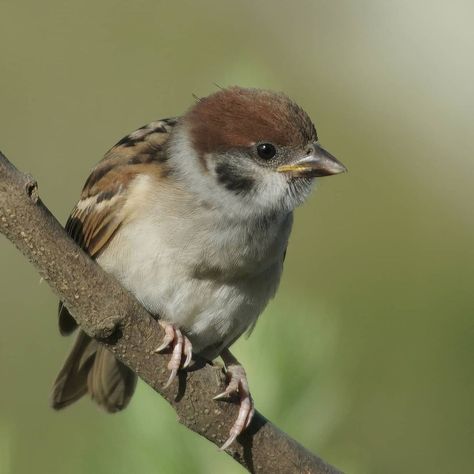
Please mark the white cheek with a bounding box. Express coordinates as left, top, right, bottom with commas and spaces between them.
252, 165, 316, 213
167, 126, 314, 217
251, 167, 290, 210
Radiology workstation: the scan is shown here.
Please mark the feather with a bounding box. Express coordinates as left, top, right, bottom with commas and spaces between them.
53, 118, 177, 411
58, 118, 176, 334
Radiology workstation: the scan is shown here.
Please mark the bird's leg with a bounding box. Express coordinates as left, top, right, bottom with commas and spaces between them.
155, 321, 193, 388
214, 348, 255, 450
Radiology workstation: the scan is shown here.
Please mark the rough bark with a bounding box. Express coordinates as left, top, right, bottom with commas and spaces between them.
0, 150, 342, 474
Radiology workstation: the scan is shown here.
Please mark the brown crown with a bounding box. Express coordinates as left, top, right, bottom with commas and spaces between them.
185, 87, 317, 155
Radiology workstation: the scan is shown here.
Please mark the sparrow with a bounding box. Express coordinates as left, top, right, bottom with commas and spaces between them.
50, 86, 346, 449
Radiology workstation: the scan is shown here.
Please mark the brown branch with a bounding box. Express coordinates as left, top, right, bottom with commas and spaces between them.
0, 150, 342, 474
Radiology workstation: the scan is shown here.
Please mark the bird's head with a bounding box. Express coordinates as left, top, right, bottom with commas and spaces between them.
167, 87, 346, 217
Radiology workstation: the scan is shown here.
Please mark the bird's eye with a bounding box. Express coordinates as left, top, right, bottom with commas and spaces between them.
256, 143, 276, 160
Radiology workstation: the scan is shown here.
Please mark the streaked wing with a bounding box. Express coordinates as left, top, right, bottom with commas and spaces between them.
58, 118, 178, 335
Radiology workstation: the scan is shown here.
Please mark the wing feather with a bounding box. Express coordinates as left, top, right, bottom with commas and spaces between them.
58, 118, 177, 335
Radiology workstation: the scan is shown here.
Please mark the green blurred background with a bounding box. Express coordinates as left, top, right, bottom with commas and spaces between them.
1, 1, 473, 473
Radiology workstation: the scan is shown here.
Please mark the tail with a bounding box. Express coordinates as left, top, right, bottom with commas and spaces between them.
50, 331, 137, 413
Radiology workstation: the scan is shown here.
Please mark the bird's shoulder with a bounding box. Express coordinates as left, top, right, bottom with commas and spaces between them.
58, 117, 179, 335
67, 117, 179, 257
81, 117, 178, 200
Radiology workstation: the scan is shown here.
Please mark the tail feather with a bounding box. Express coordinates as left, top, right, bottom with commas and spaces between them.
88, 345, 137, 413
51, 331, 137, 412
50, 331, 94, 409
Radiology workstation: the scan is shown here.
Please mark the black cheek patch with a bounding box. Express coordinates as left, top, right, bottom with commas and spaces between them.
215, 162, 255, 195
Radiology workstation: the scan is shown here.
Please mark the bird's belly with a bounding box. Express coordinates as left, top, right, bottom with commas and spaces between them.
98, 238, 281, 360
141, 270, 275, 358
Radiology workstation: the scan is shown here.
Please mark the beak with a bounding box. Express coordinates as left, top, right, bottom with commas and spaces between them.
277, 143, 347, 178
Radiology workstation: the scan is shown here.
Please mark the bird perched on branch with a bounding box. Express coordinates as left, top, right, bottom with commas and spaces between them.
51, 86, 346, 449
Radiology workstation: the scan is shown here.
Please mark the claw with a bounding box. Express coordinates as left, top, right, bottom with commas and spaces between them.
213, 391, 229, 401
154, 324, 175, 352
215, 355, 254, 450
220, 433, 238, 451
213, 378, 238, 400
167, 328, 183, 371
164, 368, 178, 389
183, 338, 193, 369
155, 339, 172, 353
154, 321, 193, 388
220, 389, 253, 450
245, 406, 255, 429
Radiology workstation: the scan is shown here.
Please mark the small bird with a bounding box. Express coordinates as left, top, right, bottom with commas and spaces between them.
51, 86, 346, 449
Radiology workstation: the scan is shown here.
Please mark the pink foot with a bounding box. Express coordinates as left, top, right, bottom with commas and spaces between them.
214, 352, 255, 450
155, 321, 193, 388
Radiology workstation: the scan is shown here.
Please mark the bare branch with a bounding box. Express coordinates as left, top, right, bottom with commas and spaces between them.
0, 150, 342, 474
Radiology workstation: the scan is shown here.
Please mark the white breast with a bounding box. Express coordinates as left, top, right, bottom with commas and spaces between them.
97, 175, 292, 360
